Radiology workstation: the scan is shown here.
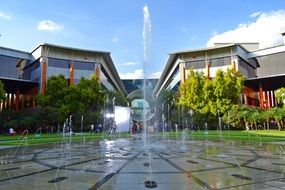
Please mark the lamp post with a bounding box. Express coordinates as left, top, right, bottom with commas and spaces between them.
217, 110, 221, 131
189, 109, 193, 130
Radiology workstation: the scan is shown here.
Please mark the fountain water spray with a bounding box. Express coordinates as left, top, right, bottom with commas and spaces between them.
142, 5, 157, 189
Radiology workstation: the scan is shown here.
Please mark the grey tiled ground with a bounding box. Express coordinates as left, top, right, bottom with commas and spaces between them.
0, 135, 284, 189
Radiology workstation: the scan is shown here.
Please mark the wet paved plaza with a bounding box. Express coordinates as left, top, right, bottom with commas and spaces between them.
0, 135, 284, 190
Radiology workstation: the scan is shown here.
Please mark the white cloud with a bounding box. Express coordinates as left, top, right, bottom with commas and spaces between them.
119, 69, 161, 79
122, 61, 138, 66
207, 10, 285, 48
250, 11, 262, 18
148, 71, 161, 79
0, 11, 12, 20
119, 69, 144, 79
37, 20, 63, 31
112, 37, 119, 43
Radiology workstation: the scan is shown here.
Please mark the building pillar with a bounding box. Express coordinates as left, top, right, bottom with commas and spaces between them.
180, 62, 186, 83
69, 62, 74, 85
271, 91, 274, 107
15, 90, 20, 112
205, 62, 210, 79
265, 89, 269, 110
259, 82, 264, 109
231, 60, 236, 73
95, 65, 101, 80
7, 94, 10, 109
272, 91, 276, 107
41, 61, 47, 95
268, 91, 272, 108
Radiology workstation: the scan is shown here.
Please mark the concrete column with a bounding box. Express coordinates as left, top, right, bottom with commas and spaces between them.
259, 82, 264, 109
6, 93, 10, 109
69, 62, 74, 85
268, 91, 273, 108
205, 62, 210, 79
245, 95, 248, 105
41, 61, 47, 95
265, 89, 269, 110
271, 91, 275, 107
231, 60, 236, 73
180, 62, 186, 83
272, 91, 276, 107
95, 65, 101, 80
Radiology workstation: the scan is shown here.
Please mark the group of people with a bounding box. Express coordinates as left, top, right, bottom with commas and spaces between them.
131, 121, 142, 134
90, 121, 117, 134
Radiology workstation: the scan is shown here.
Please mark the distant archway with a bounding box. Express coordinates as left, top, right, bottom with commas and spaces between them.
127, 89, 155, 121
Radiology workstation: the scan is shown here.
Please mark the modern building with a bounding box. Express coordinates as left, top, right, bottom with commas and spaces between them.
154, 37, 285, 110
0, 43, 127, 111
122, 79, 158, 121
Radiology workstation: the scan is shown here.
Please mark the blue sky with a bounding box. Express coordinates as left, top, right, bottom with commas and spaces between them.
1, 0, 285, 79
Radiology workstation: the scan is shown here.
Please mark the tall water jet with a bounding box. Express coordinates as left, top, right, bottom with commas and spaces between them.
142, 4, 151, 144
142, 5, 157, 189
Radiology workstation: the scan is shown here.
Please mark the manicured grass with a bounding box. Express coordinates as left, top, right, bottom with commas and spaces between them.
167, 130, 285, 143
0, 132, 131, 146
0, 130, 284, 146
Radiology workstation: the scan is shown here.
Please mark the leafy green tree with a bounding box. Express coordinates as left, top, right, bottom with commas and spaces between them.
212, 69, 245, 115
37, 75, 106, 130
37, 75, 69, 124
275, 87, 285, 108
222, 105, 243, 129
247, 108, 262, 130
179, 69, 244, 118
267, 107, 285, 131
179, 68, 205, 112
37, 75, 68, 108
70, 75, 105, 129
239, 105, 253, 130
0, 80, 6, 101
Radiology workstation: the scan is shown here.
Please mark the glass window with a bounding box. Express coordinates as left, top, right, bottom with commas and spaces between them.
0, 55, 21, 79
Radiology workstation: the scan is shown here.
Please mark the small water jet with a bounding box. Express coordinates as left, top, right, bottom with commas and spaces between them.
48, 176, 68, 183
145, 180, 158, 188
231, 174, 252, 180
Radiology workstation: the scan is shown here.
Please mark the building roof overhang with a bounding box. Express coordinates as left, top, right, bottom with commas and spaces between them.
0, 77, 38, 93
245, 74, 285, 91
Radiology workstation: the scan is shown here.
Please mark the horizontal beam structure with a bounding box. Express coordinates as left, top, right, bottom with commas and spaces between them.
0, 77, 38, 93
245, 74, 285, 91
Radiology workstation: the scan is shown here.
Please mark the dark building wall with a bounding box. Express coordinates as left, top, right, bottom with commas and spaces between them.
256, 52, 285, 77
122, 79, 158, 94
0, 55, 21, 79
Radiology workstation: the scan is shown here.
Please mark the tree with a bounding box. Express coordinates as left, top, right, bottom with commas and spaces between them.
179, 68, 244, 117
0, 80, 6, 101
267, 107, 285, 131
37, 74, 106, 130
275, 87, 285, 108
69, 75, 105, 129
222, 105, 243, 129
37, 75, 69, 124
179, 68, 205, 112
212, 69, 245, 115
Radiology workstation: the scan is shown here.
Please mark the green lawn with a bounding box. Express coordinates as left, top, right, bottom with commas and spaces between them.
167, 130, 285, 143
0, 132, 131, 146
0, 130, 284, 146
